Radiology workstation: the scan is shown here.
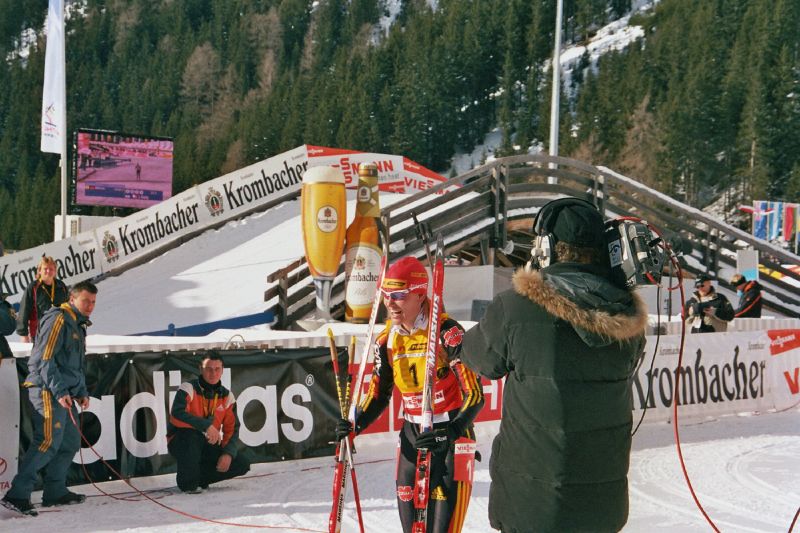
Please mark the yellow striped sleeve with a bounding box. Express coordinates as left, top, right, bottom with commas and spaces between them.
457, 363, 484, 411
41, 314, 65, 361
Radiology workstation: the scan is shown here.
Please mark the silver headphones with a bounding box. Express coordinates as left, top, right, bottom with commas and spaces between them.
529, 197, 599, 270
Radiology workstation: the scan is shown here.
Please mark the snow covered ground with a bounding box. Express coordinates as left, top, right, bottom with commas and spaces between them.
2, 410, 798, 532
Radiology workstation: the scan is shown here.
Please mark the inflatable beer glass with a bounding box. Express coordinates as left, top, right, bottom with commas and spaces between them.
301, 166, 347, 317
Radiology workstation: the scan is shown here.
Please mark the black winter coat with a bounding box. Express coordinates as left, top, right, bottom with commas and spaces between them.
0, 298, 14, 360
461, 263, 647, 533
16, 278, 69, 339
0, 336, 11, 360
684, 288, 735, 333
734, 280, 762, 318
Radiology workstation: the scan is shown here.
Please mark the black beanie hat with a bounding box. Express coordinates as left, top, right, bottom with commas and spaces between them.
695, 273, 712, 287
730, 273, 747, 287
549, 204, 606, 248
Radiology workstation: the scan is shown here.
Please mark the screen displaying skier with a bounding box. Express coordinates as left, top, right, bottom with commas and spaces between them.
73, 128, 173, 209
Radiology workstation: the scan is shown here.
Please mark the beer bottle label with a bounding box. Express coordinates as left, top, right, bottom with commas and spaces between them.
345, 245, 382, 306
356, 183, 380, 218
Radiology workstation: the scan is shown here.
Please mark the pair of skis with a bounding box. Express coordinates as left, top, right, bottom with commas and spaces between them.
411, 234, 445, 533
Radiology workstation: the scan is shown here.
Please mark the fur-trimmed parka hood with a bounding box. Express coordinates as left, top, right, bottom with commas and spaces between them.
512, 264, 648, 346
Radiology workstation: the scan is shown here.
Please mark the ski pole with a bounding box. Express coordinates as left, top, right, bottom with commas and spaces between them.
411, 234, 445, 533
327, 330, 365, 533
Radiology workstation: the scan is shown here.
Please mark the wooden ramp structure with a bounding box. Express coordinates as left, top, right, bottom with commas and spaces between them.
264, 154, 800, 327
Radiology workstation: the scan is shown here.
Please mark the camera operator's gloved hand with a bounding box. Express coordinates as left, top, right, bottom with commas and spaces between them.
414, 427, 457, 454
335, 418, 353, 442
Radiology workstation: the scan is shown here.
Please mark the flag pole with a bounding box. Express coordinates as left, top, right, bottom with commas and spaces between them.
59, 0, 67, 240
547, 0, 564, 185
41, 0, 67, 240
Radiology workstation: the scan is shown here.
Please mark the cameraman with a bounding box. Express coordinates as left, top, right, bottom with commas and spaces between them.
461, 197, 648, 532
685, 274, 734, 333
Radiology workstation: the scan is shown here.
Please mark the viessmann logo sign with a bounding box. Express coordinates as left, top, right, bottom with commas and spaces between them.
768, 329, 800, 355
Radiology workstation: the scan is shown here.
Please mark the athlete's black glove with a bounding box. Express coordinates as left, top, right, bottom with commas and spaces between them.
414, 427, 456, 453
335, 418, 353, 442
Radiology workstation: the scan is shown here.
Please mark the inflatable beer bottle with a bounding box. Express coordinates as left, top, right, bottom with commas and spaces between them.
301, 166, 346, 318
344, 163, 382, 323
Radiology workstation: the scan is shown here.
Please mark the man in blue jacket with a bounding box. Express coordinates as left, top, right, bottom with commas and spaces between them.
1, 281, 98, 517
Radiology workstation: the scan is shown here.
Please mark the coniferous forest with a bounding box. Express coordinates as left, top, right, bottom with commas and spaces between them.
0, 0, 799, 250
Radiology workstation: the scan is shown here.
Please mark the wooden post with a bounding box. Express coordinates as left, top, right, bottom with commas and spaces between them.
595, 173, 605, 215
276, 275, 288, 329
490, 165, 507, 266
266, 257, 305, 330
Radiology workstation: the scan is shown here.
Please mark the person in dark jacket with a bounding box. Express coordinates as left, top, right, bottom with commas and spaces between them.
16, 256, 69, 344
0, 291, 15, 363
730, 273, 762, 318
684, 274, 735, 333
1, 281, 97, 516
461, 197, 648, 533
167, 353, 250, 494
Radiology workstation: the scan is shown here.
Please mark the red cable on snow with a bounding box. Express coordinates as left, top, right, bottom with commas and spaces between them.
636, 218, 800, 533
616, 217, 723, 531
76, 413, 168, 502
68, 409, 325, 532
669, 272, 721, 533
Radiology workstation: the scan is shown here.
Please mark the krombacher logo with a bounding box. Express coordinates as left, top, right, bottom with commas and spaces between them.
204, 188, 224, 217
102, 231, 120, 263
117, 201, 200, 255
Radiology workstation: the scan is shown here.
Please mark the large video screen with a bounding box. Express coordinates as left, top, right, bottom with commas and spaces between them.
73, 129, 173, 209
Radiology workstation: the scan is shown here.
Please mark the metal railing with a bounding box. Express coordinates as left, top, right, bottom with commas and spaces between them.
264, 155, 800, 327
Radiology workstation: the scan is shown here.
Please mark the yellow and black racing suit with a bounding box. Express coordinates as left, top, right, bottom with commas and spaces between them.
354, 310, 484, 533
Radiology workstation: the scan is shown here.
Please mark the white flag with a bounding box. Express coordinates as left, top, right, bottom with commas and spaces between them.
41, 0, 65, 154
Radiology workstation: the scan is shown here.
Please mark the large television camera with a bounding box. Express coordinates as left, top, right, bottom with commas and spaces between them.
605, 219, 665, 289
688, 299, 716, 316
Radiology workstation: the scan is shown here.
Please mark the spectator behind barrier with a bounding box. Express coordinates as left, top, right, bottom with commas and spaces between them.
684, 274, 735, 333
16, 256, 69, 344
730, 273, 763, 318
